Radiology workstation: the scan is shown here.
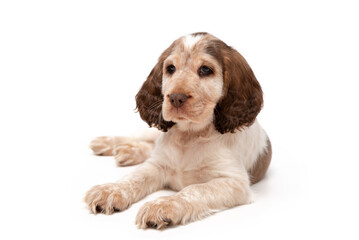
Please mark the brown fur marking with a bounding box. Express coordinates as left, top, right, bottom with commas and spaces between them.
249, 137, 272, 184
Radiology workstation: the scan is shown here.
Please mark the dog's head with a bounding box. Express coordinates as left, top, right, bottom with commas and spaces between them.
136, 32, 263, 133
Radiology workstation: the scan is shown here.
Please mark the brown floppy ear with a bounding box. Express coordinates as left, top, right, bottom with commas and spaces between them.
135, 47, 175, 132
214, 46, 263, 134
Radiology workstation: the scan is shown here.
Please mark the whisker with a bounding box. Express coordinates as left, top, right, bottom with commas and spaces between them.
143, 100, 163, 111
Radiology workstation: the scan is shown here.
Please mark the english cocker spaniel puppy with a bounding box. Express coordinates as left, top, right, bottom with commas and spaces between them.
85, 32, 271, 229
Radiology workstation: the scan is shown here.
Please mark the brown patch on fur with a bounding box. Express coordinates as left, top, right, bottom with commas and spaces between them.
135, 43, 176, 131
191, 32, 208, 37
205, 40, 263, 134
248, 137, 272, 184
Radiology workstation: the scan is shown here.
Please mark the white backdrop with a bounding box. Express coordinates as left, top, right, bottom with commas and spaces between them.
1, 0, 358, 239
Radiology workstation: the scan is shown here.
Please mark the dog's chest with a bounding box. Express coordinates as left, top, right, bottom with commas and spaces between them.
159, 136, 223, 191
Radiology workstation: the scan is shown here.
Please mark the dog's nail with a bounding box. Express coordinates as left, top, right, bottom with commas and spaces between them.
146, 221, 157, 228
95, 205, 103, 213
163, 218, 172, 224
113, 207, 120, 212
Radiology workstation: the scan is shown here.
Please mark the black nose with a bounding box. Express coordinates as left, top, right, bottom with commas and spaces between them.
169, 93, 189, 108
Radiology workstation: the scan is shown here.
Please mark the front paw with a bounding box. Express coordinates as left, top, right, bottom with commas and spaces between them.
114, 141, 152, 166
135, 196, 190, 229
84, 183, 131, 214
89, 136, 116, 156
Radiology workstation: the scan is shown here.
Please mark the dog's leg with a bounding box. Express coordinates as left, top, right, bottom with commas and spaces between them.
89, 129, 161, 166
84, 162, 165, 214
136, 170, 252, 229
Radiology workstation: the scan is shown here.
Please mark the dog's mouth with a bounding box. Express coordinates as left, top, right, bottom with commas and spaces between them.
163, 104, 206, 124
176, 116, 186, 120
168, 110, 191, 122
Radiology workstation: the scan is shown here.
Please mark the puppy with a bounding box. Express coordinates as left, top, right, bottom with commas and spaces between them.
85, 32, 271, 229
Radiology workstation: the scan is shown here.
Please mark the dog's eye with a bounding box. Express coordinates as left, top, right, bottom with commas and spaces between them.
166, 65, 176, 74
198, 65, 213, 77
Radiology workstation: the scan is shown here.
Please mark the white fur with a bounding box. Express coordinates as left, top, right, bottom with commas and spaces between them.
149, 120, 267, 190
183, 34, 203, 49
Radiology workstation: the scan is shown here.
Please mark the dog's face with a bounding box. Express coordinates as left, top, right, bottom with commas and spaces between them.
161, 35, 224, 129
136, 32, 263, 133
